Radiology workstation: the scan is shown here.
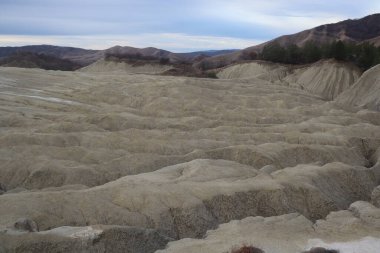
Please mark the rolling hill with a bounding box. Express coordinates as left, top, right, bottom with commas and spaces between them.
0, 45, 103, 66
0, 51, 81, 71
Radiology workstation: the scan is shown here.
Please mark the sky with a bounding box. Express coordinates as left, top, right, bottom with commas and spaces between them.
0, 0, 379, 52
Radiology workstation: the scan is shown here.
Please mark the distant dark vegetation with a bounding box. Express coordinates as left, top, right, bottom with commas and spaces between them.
105, 52, 171, 65
0, 51, 81, 71
259, 41, 380, 70
196, 50, 258, 71
105, 51, 218, 78
161, 62, 218, 79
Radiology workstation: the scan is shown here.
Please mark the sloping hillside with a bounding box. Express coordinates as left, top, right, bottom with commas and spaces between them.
336, 64, 380, 111
367, 35, 380, 46
217, 61, 290, 82
217, 60, 361, 100
284, 60, 361, 100
254, 13, 380, 50
197, 13, 380, 70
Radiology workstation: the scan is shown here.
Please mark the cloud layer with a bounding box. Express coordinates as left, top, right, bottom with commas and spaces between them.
0, 34, 264, 52
0, 0, 379, 51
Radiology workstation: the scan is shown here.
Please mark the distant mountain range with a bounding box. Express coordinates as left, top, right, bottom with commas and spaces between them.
1, 13, 379, 71
0, 44, 237, 70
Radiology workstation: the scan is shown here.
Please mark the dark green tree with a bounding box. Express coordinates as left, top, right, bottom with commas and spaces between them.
344, 42, 357, 61
285, 44, 302, 64
302, 41, 322, 63
260, 42, 286, 63
357, 42, 377, 70
331, 40, 347, 61
373, 46, 380, 67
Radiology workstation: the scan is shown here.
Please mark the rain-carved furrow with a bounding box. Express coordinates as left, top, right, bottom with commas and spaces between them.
0, 160, 377, 242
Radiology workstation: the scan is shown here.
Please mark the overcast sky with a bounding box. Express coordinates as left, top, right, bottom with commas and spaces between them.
0, 0, 379, 52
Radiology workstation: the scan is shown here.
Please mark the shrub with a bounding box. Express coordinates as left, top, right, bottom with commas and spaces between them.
206, 72, 218, 79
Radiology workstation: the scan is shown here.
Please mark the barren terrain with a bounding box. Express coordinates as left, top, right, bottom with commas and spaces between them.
0, 61, 380, 252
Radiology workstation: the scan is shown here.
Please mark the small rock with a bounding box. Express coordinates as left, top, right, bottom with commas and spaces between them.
13, 218, 39, 232
0, 183, 5, 195
231, 246, 265, 253
260, 165, 279, 174
303, 247, 339, 253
